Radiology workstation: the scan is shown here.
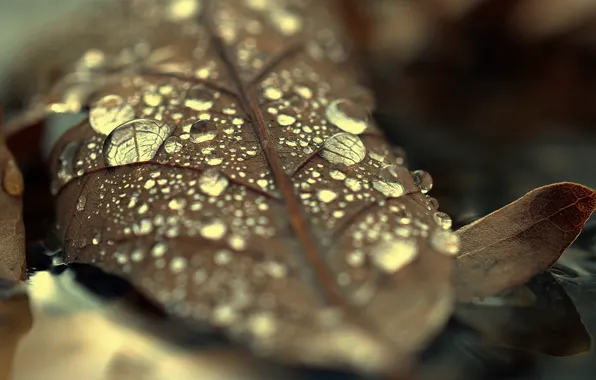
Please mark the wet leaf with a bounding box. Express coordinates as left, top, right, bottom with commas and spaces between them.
455, 183, 596, 302
456, 271, 591, 356
0, 104, 26, 282
41, 0, 457, 375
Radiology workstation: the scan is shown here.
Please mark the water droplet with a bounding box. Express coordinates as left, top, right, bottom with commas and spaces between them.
330, 169, 347, 181
190, 120, 217, 143
143, 91, 163, 107
164, 136, 183, 154
344, 178, 362, 192
103, 119, 171, 167
277, 114, 296, 126
379, 164, 417, 193
320, 133, 366, 166
372, 238, 418, 273
152, 242, 167, 257
433, 212, 452, 230
168, 198, 187, 210
270, 8, 303, 36
167, 0, 202, 21
264, 87, 283, 100
201, 219, 227, 240
198, 169, 229, 196
2, 159, 23, 197
90, 94, 136, 135
248, 312, 277, 338
53, 141, 83, 194
170, 256, 188, 272
325, 99, 369, 135
185, 85, 214, 111
76, 195, 86, 211
294, 85, 313, 99
431, 230, 459, 256
317, 189, 338, 203
372, 180, 404, 198
412, 170, 433, 194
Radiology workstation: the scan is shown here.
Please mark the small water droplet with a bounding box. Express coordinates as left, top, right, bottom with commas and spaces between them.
330, 168, 347, 181
90, 94, 136, 135
270, 8, 303, 36
325, 99, 369, 135
185, 85, 214, 111
320, 133, 366, 166
190, 120, 217, 143
103, 119, 171, 167
76, 195, 87, 211
412, 170, 433, 194
167, 0, 202, 21
294, 85, 313, 99
433, 212, 452, 230
198, 169, 229, 196
143, 91, 163, 107
164, 136, 183, 154
372, 238, 418, 273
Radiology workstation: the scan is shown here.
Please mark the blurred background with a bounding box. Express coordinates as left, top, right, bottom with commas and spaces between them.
2, 0, 596, 379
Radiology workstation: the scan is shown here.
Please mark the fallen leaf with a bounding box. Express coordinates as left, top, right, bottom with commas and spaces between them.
0, 103, 26, 282
455, 182, 596, 302
41, 0, 457, 375
456, 271, 591, 356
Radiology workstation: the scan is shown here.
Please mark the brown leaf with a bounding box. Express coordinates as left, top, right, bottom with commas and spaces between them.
39, 0, 458, 375
455, 182, 596, 302
0, 104, 26, 282
456, 271, 591, 356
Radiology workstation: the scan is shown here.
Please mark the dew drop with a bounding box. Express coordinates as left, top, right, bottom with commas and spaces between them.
190, 120, 217, 143
201, 219, 227, 240
320, 133, 366, 166
325, 99, 369, 135
317, 189, 338, 203
53, 141, 83, 194
412, 170, 433, 194
143, 91, 163, 107
294, 85, 313, 99
330, 169, 347, 181
270, 8, 303, 36
198, 169, 229, 196
167, 0, 202, 21
372, 180, 404, 198
277, 114, 296, 126
379, 164, 417, 193
90, 94, 136, 135
152, 242, 168, 257
372, 238, 418, 273
264, 87, 283, 100
76, 195, 86, 211
431, 230, 459, 256
103, 119, 171, 167
433, 212, 452, 230
185, 85, 214, 111
164, 136, 183, 154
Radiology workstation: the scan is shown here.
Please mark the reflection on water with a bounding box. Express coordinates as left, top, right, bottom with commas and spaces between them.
1, 270, 286, 380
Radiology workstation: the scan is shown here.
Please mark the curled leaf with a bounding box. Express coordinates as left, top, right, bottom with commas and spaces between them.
40, 0, 457, 375
455, 182, 596, 302
456, 271, 591, 356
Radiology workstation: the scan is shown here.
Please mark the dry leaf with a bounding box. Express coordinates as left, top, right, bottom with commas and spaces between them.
40, 0, 457, 374
0, 104, 26, 282
456, 271, 591, 356
455, 182, 596, 302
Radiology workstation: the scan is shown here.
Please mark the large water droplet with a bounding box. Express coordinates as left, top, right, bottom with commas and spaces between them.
431, 230, 459, 256
372, 180, 404, 198
103, 119, 171, 167
198, 169, 229, 196
89, 94, 136, 135
190, 120, 217, 143
433, 212, 452, 230
167, 0, 202, 21
164, 136, 183, 154
372, 238, 418, 273
277, 114, 296, 126
325, 99, 370, 135
185, 85, 214, 111
412, 170, 433, 194
317, 189, 338, 203
320, 133, 366, 166
379, 164, 417, 193
53, 141, 83, 194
